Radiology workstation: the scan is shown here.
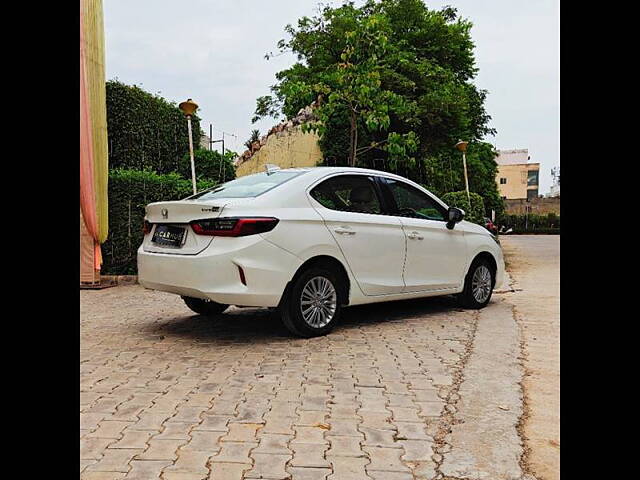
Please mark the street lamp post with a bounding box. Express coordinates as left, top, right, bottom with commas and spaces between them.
455, 140, 471, 204
179, 98, 199, 194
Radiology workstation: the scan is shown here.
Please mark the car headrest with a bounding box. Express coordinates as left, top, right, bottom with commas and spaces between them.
349, 186, 374, 203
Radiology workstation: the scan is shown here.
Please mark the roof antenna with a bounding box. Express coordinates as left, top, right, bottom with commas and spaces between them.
264, 164, 281, 176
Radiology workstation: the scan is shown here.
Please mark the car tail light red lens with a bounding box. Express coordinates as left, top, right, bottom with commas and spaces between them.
143, 220, 152, 235
190, 217, 279, 237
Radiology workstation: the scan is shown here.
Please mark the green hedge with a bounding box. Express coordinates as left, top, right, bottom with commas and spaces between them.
441, 191, 485, 225
499, 213, 560, 232
106, 80, 202, 174
102, 169, 215, 275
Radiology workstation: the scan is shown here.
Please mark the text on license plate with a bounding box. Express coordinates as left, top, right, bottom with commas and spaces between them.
152, 225, 186, 247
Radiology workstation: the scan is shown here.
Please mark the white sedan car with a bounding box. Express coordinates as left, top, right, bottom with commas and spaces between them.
138, 166, 504, 337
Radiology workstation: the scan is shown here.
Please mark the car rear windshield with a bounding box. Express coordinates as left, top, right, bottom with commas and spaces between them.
187, 170, 305, 200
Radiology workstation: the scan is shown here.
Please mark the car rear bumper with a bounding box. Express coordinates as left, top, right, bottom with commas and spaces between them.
137, 235, 302, 307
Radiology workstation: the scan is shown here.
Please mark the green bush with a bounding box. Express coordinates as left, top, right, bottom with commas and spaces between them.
499, 212, 560, 232
441, 191, 485, 225
106, 80, 202, 174
102, 169, 215, 275
177, 149, 237, 184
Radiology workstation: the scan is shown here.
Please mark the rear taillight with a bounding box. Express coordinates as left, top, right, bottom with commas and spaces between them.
143, 220, 152, 235
190, 217, 279, 237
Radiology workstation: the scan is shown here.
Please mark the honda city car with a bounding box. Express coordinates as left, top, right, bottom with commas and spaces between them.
138, 166, 504, 337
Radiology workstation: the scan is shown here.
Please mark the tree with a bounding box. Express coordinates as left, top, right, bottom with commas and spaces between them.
244, 129, 261, 150
253, 0, 500, 209
178, 149, 237, 185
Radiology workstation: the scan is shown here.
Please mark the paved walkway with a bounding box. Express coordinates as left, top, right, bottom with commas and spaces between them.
80, 235, 559, 480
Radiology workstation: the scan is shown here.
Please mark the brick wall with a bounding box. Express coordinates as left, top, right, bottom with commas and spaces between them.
504, 197, 560, 215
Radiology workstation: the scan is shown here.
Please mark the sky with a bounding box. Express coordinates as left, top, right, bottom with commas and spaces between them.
104, 0, 559, 194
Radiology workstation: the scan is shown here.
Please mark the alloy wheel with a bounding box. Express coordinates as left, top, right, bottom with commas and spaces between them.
471, 265, 492, 303
300, 276, 337, 328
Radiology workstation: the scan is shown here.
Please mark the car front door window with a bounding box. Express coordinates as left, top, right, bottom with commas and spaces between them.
382, 178, 446, 220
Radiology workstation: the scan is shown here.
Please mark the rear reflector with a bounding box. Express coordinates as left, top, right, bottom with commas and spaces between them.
190, 217, 279, 237
143, 220, 152, 235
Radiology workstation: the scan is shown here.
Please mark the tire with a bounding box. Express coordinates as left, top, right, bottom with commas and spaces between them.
280, 266, 343, 338
458, 258, 495, 309
182, 296, 229, 316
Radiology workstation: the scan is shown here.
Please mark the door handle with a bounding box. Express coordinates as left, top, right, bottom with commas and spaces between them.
334, 227, 356, 235
407, 231, 423, 240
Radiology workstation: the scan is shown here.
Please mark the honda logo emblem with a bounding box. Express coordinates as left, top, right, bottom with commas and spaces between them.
161, 208, 168, 219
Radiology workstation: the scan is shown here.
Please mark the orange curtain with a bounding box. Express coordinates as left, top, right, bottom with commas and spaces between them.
80, 0, 102, 270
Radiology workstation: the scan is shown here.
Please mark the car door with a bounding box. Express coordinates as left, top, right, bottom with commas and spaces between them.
379, 177, 468, 292
308, 174, 406, 295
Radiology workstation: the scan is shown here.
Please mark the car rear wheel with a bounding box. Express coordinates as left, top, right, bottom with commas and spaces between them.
458, 258, 495, 309
280, 267, 342, 337
182, 296, 229, 316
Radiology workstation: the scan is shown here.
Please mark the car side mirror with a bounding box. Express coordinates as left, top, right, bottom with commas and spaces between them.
446, 207, 465, 230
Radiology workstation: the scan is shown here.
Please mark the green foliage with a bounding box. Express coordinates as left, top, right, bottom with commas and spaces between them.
102, 169, 214, 275
177, 149, 237, 185
499, 213, 560, 233
245, 129, 261, 149
441, 191, 485, 225
254, 0, 500, 210
106, 80, 202, 174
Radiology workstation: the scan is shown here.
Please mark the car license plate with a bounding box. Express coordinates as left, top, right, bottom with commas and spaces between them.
152, 225, 186, 247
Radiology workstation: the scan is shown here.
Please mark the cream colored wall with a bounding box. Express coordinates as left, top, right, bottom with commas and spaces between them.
496, 163, 540, 199
235, 126, 323, 177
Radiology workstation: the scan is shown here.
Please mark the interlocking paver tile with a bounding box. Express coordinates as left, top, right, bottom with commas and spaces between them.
88, 421, 133, 439
208, 462, 251, 480
252, 433, 293, 455
154, 422, 192, 440
398, 439, 434, 462
124, 459, 172, 479
222, 422, 261, 442
195, 414, 233, 432
293, 426, 329, 444
289, 443, 331, 468
326, 436, 364, 458
164, 449, 211, 474
81, 472, 126, 480
85, 448, 142, 473
210, 441, 257, 464
363, 446, 411, 473
136, 438, 185, 460
286, 467, 331, 480
182, 430, 225, 452
110, 430, 153, 449
245, 453, 292, 479
393, 422, 431, 441
81, 438, 114, 460
326, 456, 371, 480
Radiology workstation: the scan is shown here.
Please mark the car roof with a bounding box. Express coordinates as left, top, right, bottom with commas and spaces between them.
279, 166, 409, 180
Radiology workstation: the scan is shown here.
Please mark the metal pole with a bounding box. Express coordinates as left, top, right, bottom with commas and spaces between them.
187, 115, 196, 194
222, 132, 225, 156
209, 124, 213, 151
462, 151, 470, 204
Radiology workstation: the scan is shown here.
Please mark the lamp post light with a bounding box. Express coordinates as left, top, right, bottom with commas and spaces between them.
454, 140, 470, 204
179, 98, 199, 194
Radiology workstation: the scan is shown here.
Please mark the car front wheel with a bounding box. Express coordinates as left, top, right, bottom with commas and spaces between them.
280, 267, 342, 337
458, 259, 495, 309
182, 296, 229, 316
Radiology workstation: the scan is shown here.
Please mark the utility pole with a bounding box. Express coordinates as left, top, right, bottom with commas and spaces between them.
209, 124, 225, 155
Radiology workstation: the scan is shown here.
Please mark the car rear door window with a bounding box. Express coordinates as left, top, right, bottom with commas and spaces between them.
310, 175, 382, 215
382, 178, 446, 221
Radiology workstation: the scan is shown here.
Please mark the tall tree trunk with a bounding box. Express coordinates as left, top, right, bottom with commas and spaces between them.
349, 110, 357, 167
